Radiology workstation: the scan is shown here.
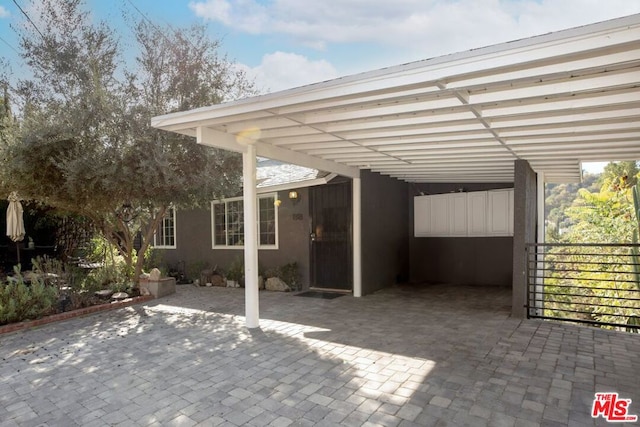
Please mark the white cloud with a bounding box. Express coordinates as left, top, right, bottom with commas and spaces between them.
241, 51, 338, 93
190, 0, 640, 58
0, 6, 10, 18
189, 0, 269, 34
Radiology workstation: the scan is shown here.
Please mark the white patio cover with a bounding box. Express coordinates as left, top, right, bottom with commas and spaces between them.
152, 14, 640, 184
152, 14, 640, 328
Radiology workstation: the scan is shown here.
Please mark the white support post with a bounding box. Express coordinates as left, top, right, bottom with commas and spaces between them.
353, 177, 362, 297
535, 171, 546, 316
243, 144, 259, 328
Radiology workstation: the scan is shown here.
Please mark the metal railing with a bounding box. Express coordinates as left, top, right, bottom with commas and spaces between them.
526, 243, 640, 331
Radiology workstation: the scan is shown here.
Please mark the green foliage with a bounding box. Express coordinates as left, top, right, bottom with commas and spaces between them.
0, 268, 58, 325
279, 262, 300, 291
264, 262, 300, 290
545, 173, 600, 241
143, 247, 168, 275
186, 260, 210, 282
601, 161, 639, 191
563, 187, 634, 244
2, 0, 254, 283
82, 236, 129, 287
630, 182, 640, 298
543, 164, 640, 331
31, 256, 68, 289
225, 257, 244, 282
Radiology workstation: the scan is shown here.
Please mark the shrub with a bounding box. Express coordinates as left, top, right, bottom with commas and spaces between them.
279, 262, 299, 291
264, 262, 300, 290
226, 257, 244, 282
0, 269, 58, 325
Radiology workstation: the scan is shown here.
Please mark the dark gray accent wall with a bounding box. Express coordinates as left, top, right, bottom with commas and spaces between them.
360, 170, 410, 295
409, 182, 514, 286
512, 160, 537, 318
158, 188, 312, 287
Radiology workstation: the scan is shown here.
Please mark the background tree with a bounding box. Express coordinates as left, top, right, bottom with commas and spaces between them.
543, 162, 640, 329
545, 173, 599, 241
601, 160, 639, 191
2, 0, 254, 283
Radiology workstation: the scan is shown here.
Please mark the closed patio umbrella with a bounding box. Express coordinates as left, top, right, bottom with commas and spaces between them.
6, 192, 25, 265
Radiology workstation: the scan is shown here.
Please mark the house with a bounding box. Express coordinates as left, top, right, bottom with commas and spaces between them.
152, 14, 640, 328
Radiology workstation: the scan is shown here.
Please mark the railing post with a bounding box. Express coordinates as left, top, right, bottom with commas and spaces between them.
534, 244, 544, 317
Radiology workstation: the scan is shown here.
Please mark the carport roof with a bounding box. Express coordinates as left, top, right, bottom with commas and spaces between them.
152, 14, 640, 184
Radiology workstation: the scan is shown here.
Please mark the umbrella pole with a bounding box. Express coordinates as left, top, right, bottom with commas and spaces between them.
16, 241, 20, 265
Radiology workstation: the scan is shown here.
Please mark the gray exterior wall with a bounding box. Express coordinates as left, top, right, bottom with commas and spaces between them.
512, 160, 538, 318
157, 187, 312, 287
360, 170, 410, 295
409, 182, 514, 286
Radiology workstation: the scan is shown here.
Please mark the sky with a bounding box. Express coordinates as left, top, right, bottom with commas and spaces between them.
2, 0, 640, 94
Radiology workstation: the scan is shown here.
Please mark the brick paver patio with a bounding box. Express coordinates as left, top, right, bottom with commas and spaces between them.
1, 284, 638, 426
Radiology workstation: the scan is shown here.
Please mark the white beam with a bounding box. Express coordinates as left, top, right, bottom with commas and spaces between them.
197, 126, 360, 178
197, 126, 246, 153
243, 144, 259, 329
255, 140, 360, 178
469, 69, 640, 104
353, 177, 362, 297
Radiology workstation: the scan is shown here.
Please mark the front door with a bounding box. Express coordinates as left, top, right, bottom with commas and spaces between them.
309, 181, 352, 290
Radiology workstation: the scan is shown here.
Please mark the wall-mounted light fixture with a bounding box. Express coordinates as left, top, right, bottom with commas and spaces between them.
288, 191, 298, 200
274, 199, 282, 207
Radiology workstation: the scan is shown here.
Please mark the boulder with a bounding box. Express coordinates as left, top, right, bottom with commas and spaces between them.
112, 292, 129, 300
95, 289, 114, 299
200, 269, 220, 286
211, 274, 225, 287
265, 277, 290, 292
149, 268, 162, 281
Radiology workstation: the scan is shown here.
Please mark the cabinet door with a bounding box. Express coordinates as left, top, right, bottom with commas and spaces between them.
430, 194, 450, 235
467, 191, 487, 235
414, 195, 432, 237
487, 189, 513, 236
449, 193, 468, 236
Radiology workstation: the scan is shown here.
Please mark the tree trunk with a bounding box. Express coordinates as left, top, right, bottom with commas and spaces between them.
133, 205, 167, 285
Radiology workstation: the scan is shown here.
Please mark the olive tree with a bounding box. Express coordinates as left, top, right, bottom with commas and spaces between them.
3, 0, 254, 282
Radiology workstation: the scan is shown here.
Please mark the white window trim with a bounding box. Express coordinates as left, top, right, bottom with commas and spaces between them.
154, 207, 177, 249
211, 193, 279, 250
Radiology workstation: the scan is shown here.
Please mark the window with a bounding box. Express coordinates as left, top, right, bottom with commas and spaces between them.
154, 207, 176, 248
212, 194, 278, 249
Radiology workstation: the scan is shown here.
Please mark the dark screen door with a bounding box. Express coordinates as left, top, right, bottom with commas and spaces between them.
309, 181, 352, 290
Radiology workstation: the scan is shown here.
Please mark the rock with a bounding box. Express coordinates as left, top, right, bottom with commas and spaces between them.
149, 268, 162, 281
139, 286, 151, 296
258, 276, 265, 290
112, 292, 129, 300
211, 274, 225, 287
265, 277, 290, 292
95, 289, 114, 299
200, 269, 214, 286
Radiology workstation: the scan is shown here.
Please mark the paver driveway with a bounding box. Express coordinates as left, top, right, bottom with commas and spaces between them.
1, 284, 639, 426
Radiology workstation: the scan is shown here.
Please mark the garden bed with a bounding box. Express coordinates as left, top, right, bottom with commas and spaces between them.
0, 294, 153, 335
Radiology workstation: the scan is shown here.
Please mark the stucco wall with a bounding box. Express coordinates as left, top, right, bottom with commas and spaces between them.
512, 160, 538, 318
157, 187, 312, 288
409, 182, 514, 286
360, 170, 410, 294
